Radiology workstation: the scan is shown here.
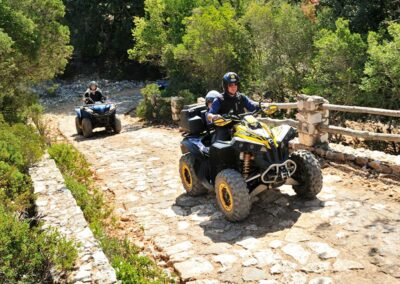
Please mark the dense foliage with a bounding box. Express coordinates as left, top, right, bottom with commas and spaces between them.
129, 0, 400, 109
0, 121, 76, 283
0, 207, 77, 283
0, 0, 72, 122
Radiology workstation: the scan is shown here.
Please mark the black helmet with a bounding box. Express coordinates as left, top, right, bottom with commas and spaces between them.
222, 72, 239, 91
205, 90, 220, 107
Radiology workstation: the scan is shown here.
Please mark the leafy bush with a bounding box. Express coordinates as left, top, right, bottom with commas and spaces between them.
48, 143, 111, 227
0, 161, 32, 212
177, 89, 195, 105
0, 122, 44, 212
64, 175, 110, 225
0, 205, 77, 283
360, 22, 400, 109
26, 103, 48, 138
136, 84, 159, 120
45, 84, 60, 97
136, 83, 175, 122
101, 236, 173, 284
48, 143, 91, 182
136, 99, 154, 121
0, 123, 45, 171
141, 83, 161, 99
303, 18, 366, 105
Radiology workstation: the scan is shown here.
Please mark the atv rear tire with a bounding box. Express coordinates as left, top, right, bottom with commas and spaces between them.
113, 117, 122, 134
75, 117, 83, 135
179, 154, 207, 196
82, 118, 93, 138
290, 150, 322, 199
215, 169, 250, 222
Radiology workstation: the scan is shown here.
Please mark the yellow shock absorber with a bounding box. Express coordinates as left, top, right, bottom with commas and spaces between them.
243, 152, 252, 178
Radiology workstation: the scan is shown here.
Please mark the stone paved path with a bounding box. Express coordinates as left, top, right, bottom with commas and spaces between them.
54, 93, 400, 284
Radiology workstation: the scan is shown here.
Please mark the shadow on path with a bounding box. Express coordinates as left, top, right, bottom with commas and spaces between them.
173, 187, 323, 244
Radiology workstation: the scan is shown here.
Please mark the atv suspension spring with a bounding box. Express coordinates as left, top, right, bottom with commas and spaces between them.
243, 153, 252, 178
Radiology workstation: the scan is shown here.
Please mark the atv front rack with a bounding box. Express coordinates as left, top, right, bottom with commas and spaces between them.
246, 159, 297, 184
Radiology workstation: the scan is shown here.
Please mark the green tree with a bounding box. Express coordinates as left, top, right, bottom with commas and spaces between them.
64, 0, 144, 77
316, 0, 400, 34
0, 0, 72, 122
173, 3, 251, 91
360, 23, 400, 109
129, 0, 254, 95
304, 18, 366, 104
242, 1, 315, 101
129, 0, 168, 65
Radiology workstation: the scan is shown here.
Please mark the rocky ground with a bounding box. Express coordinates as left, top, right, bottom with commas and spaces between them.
41, 80, 400, 284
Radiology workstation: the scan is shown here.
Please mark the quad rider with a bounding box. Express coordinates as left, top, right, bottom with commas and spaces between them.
83, 81, 106, 104
207, 72, 259, 141
204, 90, 220, 124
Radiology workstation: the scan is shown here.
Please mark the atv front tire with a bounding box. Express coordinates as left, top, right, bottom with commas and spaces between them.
215, 169, 250, 222
113, 117, 122, 134
75, 117, 83, 135
82, 118, 93, 138
179, 154, 207, 196
290, 150, 322, 199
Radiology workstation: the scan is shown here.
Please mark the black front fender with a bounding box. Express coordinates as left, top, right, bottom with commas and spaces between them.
180, 139, 204, 159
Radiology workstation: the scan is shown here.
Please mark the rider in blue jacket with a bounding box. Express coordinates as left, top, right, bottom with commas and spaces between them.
207, 72, 259, 141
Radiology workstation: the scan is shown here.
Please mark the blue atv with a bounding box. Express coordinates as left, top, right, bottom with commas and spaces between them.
75, 99, 122, 138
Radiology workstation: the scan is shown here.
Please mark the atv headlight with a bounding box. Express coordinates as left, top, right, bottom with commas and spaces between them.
272, 125, 297, 144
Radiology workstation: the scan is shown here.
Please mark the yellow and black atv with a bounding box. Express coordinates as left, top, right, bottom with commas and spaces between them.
178, 104, 322, 222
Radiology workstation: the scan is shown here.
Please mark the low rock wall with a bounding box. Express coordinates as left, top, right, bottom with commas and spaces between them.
29, 153, 117, 283
290, 139, 400, 176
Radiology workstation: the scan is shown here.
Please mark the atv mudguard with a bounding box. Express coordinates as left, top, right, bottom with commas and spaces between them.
180, 138, 213, 190
75, 108, 82, 119
180, 138, 204, 159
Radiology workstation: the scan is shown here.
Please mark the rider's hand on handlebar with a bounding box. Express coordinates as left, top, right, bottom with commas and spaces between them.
212, 114, 223, 122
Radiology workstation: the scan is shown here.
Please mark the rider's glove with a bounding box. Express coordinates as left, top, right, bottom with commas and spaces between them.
212, 114, 222, 122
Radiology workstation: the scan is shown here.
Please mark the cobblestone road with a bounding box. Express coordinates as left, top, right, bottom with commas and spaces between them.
55, 92, 400, 284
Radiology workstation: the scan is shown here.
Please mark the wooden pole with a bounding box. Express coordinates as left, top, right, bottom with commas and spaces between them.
319, 125, 400, 142
262, 102, 297, 110
259, 117, 299, 128
323, 104, 400, 118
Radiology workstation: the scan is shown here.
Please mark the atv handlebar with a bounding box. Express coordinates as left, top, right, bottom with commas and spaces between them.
213, 102, 278, 127
220, 104, 277, 121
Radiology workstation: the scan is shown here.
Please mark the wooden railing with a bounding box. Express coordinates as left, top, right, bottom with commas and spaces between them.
258, 95, 400, 146
172, 94, 400, 146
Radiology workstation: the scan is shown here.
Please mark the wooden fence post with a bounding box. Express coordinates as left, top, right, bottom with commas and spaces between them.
296, 94, 329, 147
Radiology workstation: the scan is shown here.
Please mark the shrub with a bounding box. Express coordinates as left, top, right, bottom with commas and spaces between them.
136, 84, 160, 120
136, 99, 154, 120
177, 89, 195, 105
0, 205, 77, 283
64, 175, 110, 225
0, 123, 45, 171
45, 84, 60, 97
0, 161, 33, 213
48, 143, 91, 182
25, 104, 47, 138
136, 83, 174, 123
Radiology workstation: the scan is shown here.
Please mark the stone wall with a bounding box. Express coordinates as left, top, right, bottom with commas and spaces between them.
290, 139, 400, 176
29, 153, 117, 283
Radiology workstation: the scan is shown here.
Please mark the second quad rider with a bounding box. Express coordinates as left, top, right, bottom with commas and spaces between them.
83, 81, 106, 104
207, 72, 259, 141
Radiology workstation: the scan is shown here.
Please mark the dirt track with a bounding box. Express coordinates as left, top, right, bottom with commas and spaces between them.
45, 89, 400, 284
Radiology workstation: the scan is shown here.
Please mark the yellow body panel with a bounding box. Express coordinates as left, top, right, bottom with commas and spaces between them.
233, 115, 277, 148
